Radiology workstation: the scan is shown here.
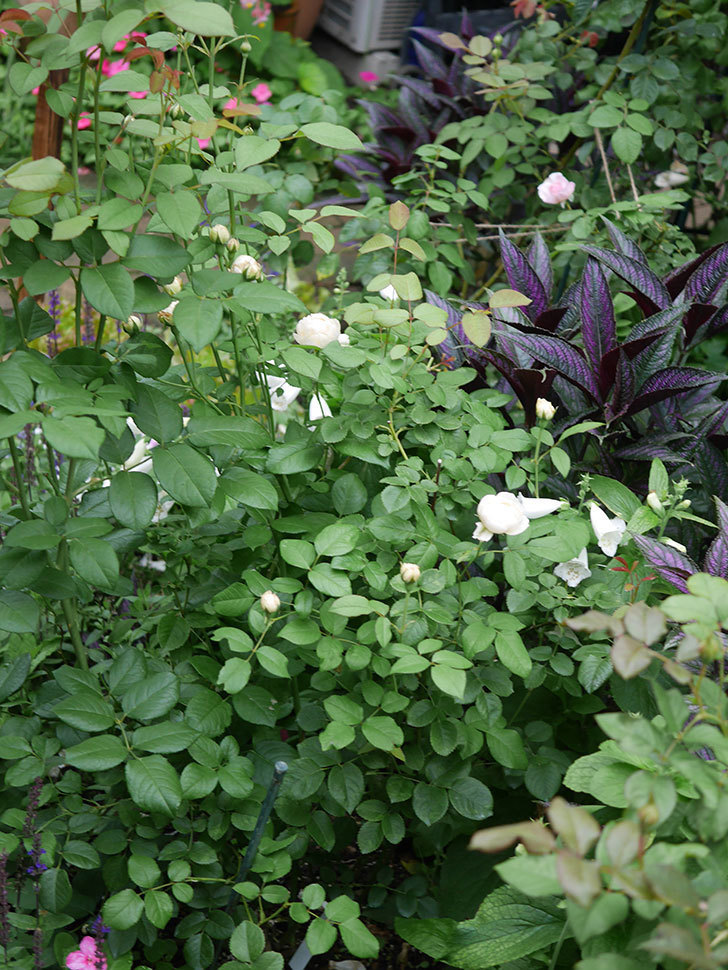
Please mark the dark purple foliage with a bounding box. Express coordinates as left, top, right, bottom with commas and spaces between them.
632, 535, 698, 593
427, 228, 728, 497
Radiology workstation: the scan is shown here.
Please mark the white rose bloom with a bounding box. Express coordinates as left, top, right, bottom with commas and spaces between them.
380, 284, 399, 302
338, 332, 350, 346
260, 590, 280, 613
655, 170, 689, 190
400, 562, 421, 584
265, 371, 301, 412
294, 313, 342, 349
138, 554, 167, 573
231, 253, 264, 280
472, 491, 563, 542
308, 394, 332, 422
589, 502, 626, 557
535, 398, 556, 421
554, 548, 591, 588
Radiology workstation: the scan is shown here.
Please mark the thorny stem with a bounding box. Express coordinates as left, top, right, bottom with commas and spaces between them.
594, 128, 617, 206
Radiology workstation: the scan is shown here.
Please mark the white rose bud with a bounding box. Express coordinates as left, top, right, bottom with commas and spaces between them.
210, 224, 231, 245
260, 590, 280, 613
646, 491, 663, 514
400, 562, 421, 584
124, 314, 143, 333
226, 237, 240, 253
231, 253, 264, 280
294, 312, 342, 349
163, 276, 182, 296
535, 398, 556, 421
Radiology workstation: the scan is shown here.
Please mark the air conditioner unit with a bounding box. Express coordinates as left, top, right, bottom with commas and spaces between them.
319, 0, 420, 53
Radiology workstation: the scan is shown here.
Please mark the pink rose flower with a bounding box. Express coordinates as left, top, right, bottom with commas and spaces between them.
250, 82, 272, 104
537, 172, 576, 205
77, 113, 92, 130
197, 137, 211, 150
359, 70, 379, 84
66, 937, 107, 970
223, 97, 239, 111
32, 86, 40, 95
87, 45, 101, 61
129, 90, 148, 99
102, 59, 129, 78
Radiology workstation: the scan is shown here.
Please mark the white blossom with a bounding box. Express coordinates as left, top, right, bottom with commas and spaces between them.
589, 502, 626, 557
554, 548, 591, 588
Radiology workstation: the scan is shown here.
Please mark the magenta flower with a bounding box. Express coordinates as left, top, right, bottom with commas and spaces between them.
66, 937, 107, 970
223, 97, 240, 111
359, 70, 379, 84
77, 113, 92, 130
197, 137, 211, 150
129, 90, 148, 99
102, 59, 129, 78
251, 82, 272, 104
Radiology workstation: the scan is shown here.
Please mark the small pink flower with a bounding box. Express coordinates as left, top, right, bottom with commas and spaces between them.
87, 45, 101, 61
129, 90, 148, 99
78, 166, 91, 176
250, 82, 272, 104
77, 113, 92, 130
359, 70, 379, 84
223, 97, 239, 111
197, 137, 211, 150
537, 172, 576, 205
102, 59, 129, 78
66, 937, 106, 970
31, 86, 40, 95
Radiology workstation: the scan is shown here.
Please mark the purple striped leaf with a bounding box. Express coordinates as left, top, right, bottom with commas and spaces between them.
583, 246, 670, 310
632, 316, 683, 384
605, 351, 636, 421
630, 304, 686, 342
499, 231, 549, 321
601, 217, 647, 263
411, 39, 450, 81
534, 307, 568, 333
484, 350, 556, 425
663, 244, 721, 299
494, 328, 600, 400
580, 257, 616, 371
628, 367, 724, 415
683, 303, 718, 345
692, 440, 728, 501
614, 439, 688, 463
705, 535, 728, 579
527, 232, 553, 300
398, 76, 450, 108
625, 289, 663, 317
681, 242, 728, 303
399, 87, 432, 144
715, 496, 728, 533
632, 535, 698, 593
694, 401, 728, 441
704, 305, 728, 341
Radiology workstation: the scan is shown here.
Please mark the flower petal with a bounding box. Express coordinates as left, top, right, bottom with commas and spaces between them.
518, 495, 564, 519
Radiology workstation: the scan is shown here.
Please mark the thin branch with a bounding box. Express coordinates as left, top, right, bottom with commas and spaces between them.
594, 128, 617, 205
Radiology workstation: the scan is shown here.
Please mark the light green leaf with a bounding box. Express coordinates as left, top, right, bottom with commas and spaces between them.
300, 123, 363, 151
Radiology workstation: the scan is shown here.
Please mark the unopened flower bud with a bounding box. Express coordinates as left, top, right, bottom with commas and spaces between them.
663, 537, 687, 554
678, 499, 691, 509
123, 314, 142, 334
260, 590, 280, 614
169, 103, 182, 118
400, 562, 421, 584
158, 300, 177, 324
226, 237, 240, 253
241, 39, 252, 53
646, 491, 663, 514
242, 125, 255, 135
231, 253, 264, 280
210, 224, 230, 245
493, 32, 503, 45
163, 276, 182, 296
638, 802, 660, 827
535, 397, 556, 421
122, 114, 134, 127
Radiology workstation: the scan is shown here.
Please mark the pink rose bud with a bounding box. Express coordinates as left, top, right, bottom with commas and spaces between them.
537, 172, 576, 205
